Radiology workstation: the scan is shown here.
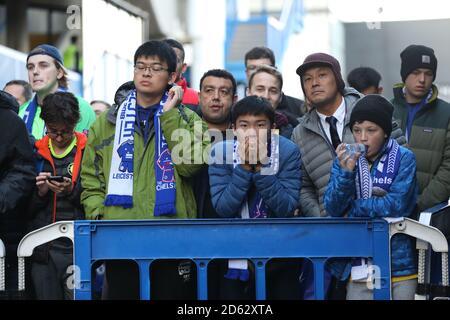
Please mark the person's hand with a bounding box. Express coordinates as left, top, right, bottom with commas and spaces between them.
46, 176, 73, 195
163, 85, 184, 112
336, 143, 361, 172
257, 129, 270, 166
236, 136, 251, 171
36, 172, 51, 197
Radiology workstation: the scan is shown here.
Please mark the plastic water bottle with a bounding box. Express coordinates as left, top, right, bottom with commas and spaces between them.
345, 143, 366, 157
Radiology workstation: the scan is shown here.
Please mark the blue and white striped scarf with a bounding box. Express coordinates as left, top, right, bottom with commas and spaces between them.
105, 90, 176, 216
225, 133, 279, 281
356, 139, 401, 199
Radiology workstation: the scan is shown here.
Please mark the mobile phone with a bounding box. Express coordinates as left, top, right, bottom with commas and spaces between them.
47, 175, 65, 182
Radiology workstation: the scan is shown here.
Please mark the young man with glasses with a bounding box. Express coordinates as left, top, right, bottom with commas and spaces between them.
30, 91, 86, 299
18, 44, 96, 140
80, 40, 209, 299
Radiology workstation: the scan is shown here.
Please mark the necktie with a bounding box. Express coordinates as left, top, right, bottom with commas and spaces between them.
326, 116, 341, 149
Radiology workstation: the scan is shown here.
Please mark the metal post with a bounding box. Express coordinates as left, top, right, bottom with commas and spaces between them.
0, 239, 5, 291
196, 259, 209, 300
442, 253, 449, 287
17, 222, 74, 292
254, 259, 267, 300
138, 260, 152, 300
311, 258, 326, 300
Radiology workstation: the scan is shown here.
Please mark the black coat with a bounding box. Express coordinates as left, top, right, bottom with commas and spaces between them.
277, 93, 304, 127
0, 90, 35, 296
0, 91, 36, 242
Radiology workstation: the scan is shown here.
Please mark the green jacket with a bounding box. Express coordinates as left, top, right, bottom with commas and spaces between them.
80, 95, 209, 220
391, 84, 450, 211
18, 95, 96, 140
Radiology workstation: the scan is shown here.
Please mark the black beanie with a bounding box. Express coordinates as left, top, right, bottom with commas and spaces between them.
296, 53, 345, 94
400, 44, 437, 82
350, 95, 394, 137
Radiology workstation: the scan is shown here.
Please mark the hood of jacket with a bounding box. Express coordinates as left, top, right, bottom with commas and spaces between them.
0, 90, 20, 113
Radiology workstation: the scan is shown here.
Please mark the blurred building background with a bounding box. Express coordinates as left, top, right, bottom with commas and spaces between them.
0, 0, 449, 103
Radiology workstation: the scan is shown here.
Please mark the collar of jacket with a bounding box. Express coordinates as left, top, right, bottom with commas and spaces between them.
393, 83, 439, 106
177, 77, 188, 91
35, 131, 87, 185
301, 87, 362, 136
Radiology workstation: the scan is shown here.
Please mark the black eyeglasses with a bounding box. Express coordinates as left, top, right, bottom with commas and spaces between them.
46, 129, 74, 139
134, 63, 169, 74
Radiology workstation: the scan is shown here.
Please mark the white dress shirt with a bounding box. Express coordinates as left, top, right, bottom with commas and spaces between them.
316, 97, 346, 143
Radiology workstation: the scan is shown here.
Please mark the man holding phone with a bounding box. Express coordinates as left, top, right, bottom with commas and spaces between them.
47, 175, 65, 182
29, 91, 86, 300
80, 40, 209, 299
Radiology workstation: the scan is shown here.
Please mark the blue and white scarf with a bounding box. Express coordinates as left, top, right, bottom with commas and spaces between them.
355, 138, 401, 199
352, 139, 401, 281
22, 87, 67, 134
105, 90, 176, 216
232, 135, 279, 218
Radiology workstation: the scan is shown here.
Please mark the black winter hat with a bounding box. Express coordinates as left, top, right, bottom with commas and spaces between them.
350, 94, 394, 137
296, 53, 345, 94
400, 44, 437, 82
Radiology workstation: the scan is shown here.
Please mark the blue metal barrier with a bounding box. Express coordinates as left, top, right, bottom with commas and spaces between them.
73, 218, 392, 300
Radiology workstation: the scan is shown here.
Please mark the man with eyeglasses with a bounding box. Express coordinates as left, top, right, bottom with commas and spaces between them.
81, 40, 209, 300
18, 44, 96, 141
244, 46, 305, 126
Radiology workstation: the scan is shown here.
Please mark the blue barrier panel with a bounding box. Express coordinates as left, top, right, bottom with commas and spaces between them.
73, 218, 391, 300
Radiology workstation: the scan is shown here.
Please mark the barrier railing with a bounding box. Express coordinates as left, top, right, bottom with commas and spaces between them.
417, 201, 450, 299
15, 217, 448, 300
0, 238, 5, 292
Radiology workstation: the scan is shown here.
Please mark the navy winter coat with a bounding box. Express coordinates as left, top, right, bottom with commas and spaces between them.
209, 135, 301, 218
324, 144, 418, 278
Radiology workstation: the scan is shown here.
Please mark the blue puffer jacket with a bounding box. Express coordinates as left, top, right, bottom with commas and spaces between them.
324, 144, 418, 279
209, 135, 301, 218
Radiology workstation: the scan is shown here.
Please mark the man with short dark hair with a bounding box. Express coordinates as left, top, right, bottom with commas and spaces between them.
163, 39, 199, 109
347, 67, 383, 95
3, 80, 32, 109
81, 40, 209, 299
391, 44, 450, 211
244, 46, 304, 124
209, 95, 302, 299
193, 69, 237, 219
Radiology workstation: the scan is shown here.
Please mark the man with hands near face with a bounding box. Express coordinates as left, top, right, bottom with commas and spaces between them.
208, 95, 302, 299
